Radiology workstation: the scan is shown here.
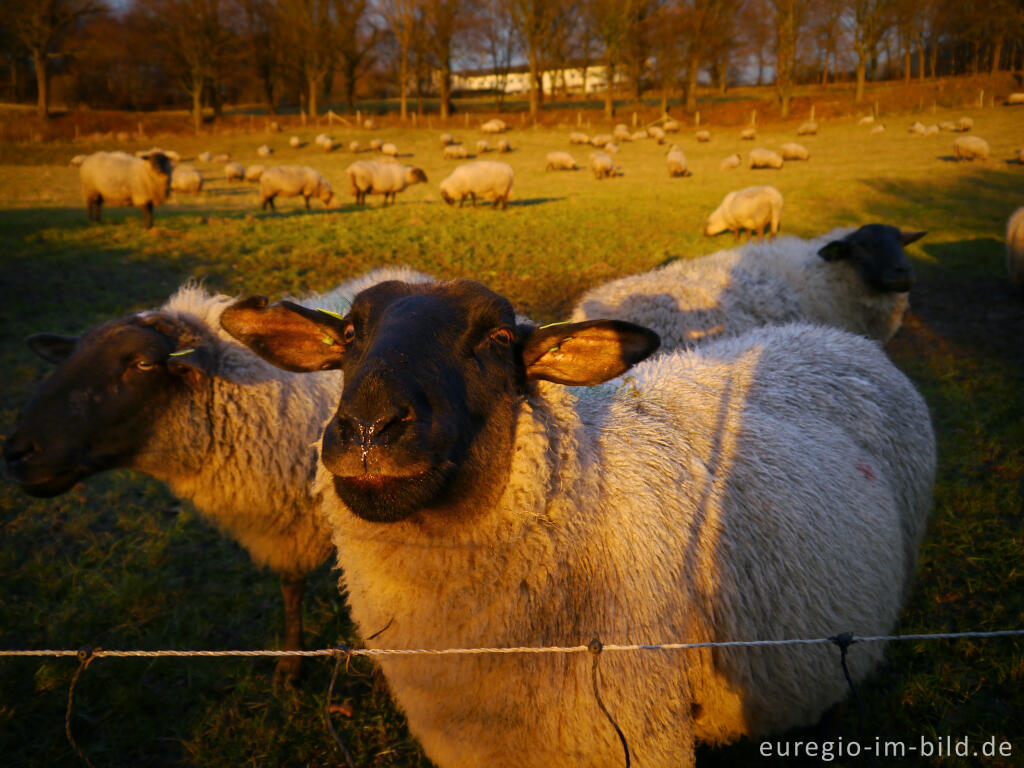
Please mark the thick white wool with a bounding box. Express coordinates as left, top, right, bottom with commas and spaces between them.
80, 151, 170, 208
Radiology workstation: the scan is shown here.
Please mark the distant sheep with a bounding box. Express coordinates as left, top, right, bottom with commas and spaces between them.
662, 118, 681, 132
439, 161, 514, 209
70, 154, 87, 167
588, 150, 615, 179
749, 147, 784, 169
381, 142, 399, 157
267, 120, 281, 132
1007, 207, 1024, 293
481, 118, 506, 134
170, 164, 203, 194
667, 148, 690, 177
720, 153, 741, 170
289, 136, 302, 148
1017, 148, 1024, 164
257, 145, 273, 157
871, 124, 887, 134
740, 127, 756, 140
953, 135, 990, 161
796, 121, 818, 135
315, 133, 331, 148
590, 133, 613, 147
198, 151, 213, 163
924, 125, 939, 136
780, 142, 810, 161
80, 150, 172, 229
370, 138, 383, 153
939, 121, 956, 131
225, 163, 245, 181
244, 165, 265, 183
497, 138, 511, 153
363, 118, 376, 130
347, 140, 358, 153
613, 123, 632, 141
440, 133, 454, 146
259, 165, 335, 210
631, 130, 648, 141
604, 141, 619, 154
544, 151, 577, 171
695, 129, 711, 142
649, 126, 667, 143
858, 115, 875, 124
573, 224, 925, 348
213, 153, 230, 164
704, 185, 783, 240
476, 139, 490, 154
1005, 93, 1024, 106
909, 121, 926, 135
443, 144, 469, 159
957, 116, 974, 132
136, 147, 180, 164
4, 267, 433, 683
346, 160, 428, 205
569, 131, 590, 144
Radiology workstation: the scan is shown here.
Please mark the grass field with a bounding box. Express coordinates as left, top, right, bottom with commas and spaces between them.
1, 97, 1023, 767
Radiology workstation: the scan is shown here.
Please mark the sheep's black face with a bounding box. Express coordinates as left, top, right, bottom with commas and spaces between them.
818, 224, 926, 293
220, 279, 660, 526
3, 315, 207, 498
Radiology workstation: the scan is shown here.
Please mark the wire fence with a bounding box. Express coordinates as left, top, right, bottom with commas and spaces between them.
3, 627, 1022, 768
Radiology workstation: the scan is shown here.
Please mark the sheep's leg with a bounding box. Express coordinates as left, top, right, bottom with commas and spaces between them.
141, 201, 154, 229
304, 196, 310, 210
470, 192, 477, 207
274, 574, 306, 685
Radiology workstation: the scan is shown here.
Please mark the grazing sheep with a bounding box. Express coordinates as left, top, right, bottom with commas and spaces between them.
370, 138, 383, 153
70, 154, 87, 167
631, 130, 648, 141
667, 148, 690, 177
1007, 207, 1024, 293
439, 161, 514, 209
214, 153, 231, 164
613, 123, 632, 142
257, 145, 273, 157
649, 126, 667, 143
267, 120, 282, 132
780, 142, 810, 161
924, 124, 939, 135
748, 147, 784, 169
80, 151, 172, 229
346, 160, 428, 205
440, 133, 454, 146
220, 278, 935, 768
939, 121, 956, 131
871, 124, 887, 134
1017, 148, 1024, 164
719, 153, 741, 170
315, 133, 331, 148
346, 140, 358, 153
740, 127, 756, 140
497, 138, 511, 153
1005, 93, 1024, 106
796, 121, 818, 135
604, 141, 619, 154
909, 121, 926, 135
381, 142, 399, 157
590, 133, 613, 147
545, 151, 577, 171
957, 116, 974, 132
443, 144, 469, 159
244, 165, 265, 183
170, 164, 203, 194
259, 165, 335, 210
705, 185, 783, 240
481, 118, 506, 133
225, 162, 245, 182
695, 129, 711, 142
569, 131, 590, 144
197, 151, 213, 163
3, 267, 434, 683
588, 151, 615, 179
663, 118, 681, 132
289, 136, 303, 148
476, 139, 490, 154
573, 223, 925, 348
363, 118, 376, 130
858, 115, 875, 124
953, 135, 990, 161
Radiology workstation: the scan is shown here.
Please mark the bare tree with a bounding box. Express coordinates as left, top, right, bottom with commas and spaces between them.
845, 0, 894, 102
5, 0, 103, 118
646, 1, 686, 112
422, 0, 468, 118
237, 0, 281, 114
379, 0, 419, 119
276, 0, 336, 117
335, 0, 376, 111
506, 0, 555, 118
477, 0, 516, 108
586, 0, 644, 117
771, 0, 808, 117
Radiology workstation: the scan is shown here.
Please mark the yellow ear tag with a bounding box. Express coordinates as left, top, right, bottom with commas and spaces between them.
169, 348, 195, 357
316, 308, 345, 321
321, 336, 336, 346
538, 320, 572, 330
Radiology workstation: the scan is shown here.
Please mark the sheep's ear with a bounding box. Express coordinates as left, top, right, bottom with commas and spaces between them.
220, 297, 347, 373
519, 320, 660, 386
817, 239, 849, 262
900, 229, 927, 246
26, 333, 77, 363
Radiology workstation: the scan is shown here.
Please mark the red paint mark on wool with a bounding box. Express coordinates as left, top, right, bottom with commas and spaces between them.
856, 462, 877, 481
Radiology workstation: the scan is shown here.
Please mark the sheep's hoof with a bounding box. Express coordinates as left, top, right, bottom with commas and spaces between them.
273, 656, 302, 686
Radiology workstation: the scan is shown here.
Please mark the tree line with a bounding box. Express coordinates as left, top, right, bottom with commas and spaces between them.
1, 0, 1022, 126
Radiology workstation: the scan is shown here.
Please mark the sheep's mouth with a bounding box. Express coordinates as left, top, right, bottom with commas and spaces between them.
332, 467, 452, 523
7, 465, 87, 498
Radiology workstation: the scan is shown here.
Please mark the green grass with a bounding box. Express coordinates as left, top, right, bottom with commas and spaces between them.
1, 102, 1023, 767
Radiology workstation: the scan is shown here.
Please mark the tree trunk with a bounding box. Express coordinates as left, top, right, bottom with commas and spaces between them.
399, 56, 408, 120
263, 75, 276, 115
991, 38, 1003, 74
918, 46, 925, 81
684, 54, 698, 112
660, 85, 668, 113
308, 74, 318, 117
604, 60, 615, 118
855, 59, 867, 103
821, 54, 829, 85
528, 48, 540, 119
904, 48, 911, 81
439, 63, 451, 118
192, 81, 203, 133
33, 49, 48, 119
929, 46, 938, 78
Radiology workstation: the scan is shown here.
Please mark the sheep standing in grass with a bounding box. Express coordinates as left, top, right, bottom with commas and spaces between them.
780, 142, 809, 161
381, 142, 399, 157
214, 153, 231, 164
695, 129, 711, 142
440, 133, 454, 146
957, 116, 974, 131
481, 118, 506, 133
443, 144, 468, 159
257, 144, 273, 157
939, 121, 956, 131
604, 141, 619, 153
3, 267, 434, 683
909, 121, 926, 135
749, 147, 784, 169
667, 147, 690, 177
220, 277, 935, 768
347, 140, 358, 153
171, 164, 203, 194
1006, 93, 1024, 105
649, 126, 667, 143
370, 138, 383, 153
953, 136, 990, 161
70, 154, 87, 167
346, 160, 428, 205
569, 131, 590, 144
573, 223, 925, 348
259, 165, 335, 210
796, 120, 818, 135
871, 124, 887, 134
720, 153, 741, 170
590, 133, 613, 147
476, 139, 490, 154
613, 123, 632, 142
225, 162, 246, 181
244, 164, 265, 183
1007, 207, 1024, 293
439, 161, 514, 209
289, 136, 302, 148
740, 127, 756, 140
80, 150, 173, 229
497, 138, 511, 153
704, 185, 783, 240
663, 118, 681, 132
588, 151, 615, 179
198, 151, 213, 163
545, 151, 577, 171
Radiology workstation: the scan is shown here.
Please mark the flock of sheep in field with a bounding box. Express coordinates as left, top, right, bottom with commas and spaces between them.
5, 97, 1022, 767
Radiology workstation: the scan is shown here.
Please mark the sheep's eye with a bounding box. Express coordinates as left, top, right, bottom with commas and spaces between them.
490, 328, 513, 345
342, 324, 356, 342
136, 360, 158, 371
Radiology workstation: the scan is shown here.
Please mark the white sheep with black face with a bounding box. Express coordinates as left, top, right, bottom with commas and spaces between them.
704, 185, 783, 240
79, 150, 173, 229
220, 278, 936, 768
572, 224, 926, 348
346, 160, 428, 205
439, 161, 514, 208
2, 267, 434, 682
259, 165, 336, 210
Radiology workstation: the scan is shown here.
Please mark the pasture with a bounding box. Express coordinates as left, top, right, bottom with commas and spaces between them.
1, 103, 1023, 766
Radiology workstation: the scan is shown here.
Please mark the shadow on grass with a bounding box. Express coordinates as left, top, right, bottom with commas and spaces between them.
509, 196, 566, 208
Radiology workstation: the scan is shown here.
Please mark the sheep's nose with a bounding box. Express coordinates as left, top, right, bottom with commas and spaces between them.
330, 406, 411, 451
3, 435, 38, 471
